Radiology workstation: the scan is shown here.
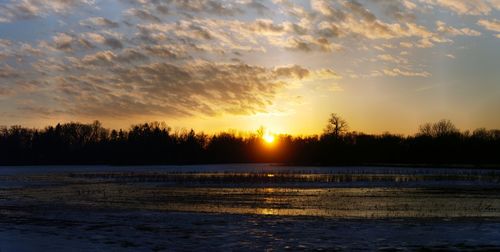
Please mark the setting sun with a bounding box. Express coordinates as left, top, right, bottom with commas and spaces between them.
263, 133, 276, 144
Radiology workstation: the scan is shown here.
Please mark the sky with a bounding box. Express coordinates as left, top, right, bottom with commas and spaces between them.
0, 0, 499, 135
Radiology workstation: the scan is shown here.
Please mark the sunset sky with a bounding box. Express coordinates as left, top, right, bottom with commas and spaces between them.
1, 0, 499, 135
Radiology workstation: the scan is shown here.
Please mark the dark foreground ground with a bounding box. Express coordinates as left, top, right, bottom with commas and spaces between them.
2, 208, 500, 251
2, 164, 500, 251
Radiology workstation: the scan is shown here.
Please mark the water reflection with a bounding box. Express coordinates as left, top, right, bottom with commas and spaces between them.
258, 208, 279, 215
2, 168, 500, 218
2, 182, 500, 218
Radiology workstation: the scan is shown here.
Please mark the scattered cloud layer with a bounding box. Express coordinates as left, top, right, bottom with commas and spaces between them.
0, 0, 498, 122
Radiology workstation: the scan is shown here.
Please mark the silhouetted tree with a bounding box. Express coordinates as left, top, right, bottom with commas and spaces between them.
0, 117, 499, 166
324, 113, 349, 137
418, 119, 459, 138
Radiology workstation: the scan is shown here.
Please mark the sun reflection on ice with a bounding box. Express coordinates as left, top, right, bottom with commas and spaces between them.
259, 208, 279, 215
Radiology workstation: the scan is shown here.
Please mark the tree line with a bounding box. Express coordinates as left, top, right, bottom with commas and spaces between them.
1, 114, 499, 166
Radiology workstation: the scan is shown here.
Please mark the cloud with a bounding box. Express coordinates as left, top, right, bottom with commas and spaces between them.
49, 61, 316, 118
0, 64, 20, 79
20, 43, 43, 56
48, 33, 95, 53
341, 19, 433, 40
478, 19, 500, 32
0, 39, 12, 48
0, 0, 94, 23
402, 0, 418, 10
32, 0, 95, 13
274, 65, 309, 79
311, 0, 346, 21
169, 0, 242, 16
343, 0, 377, 23
136, 18, 272, 53
15, 55, 327, 118
125, 8, 161, 22
86, 33, 124, 49
267, 34, 342, 53
80, 49, 148, 66
118, 1, 443, 57
86, 32, 105, 43
248, 19, 286, 35
400, 41, 414, 48
419, 0, 493, 15
0, 87, 15, 97
373, 0, 417, 22
53, 33, 75, 51
50, 32, 124, 52
143, 45, 187, 59
244, 0, 269, 14
383, 68, 431, 77
308, 69, 342, 81
436, 21, 481, 36
311, 1, 434, 41
376, 54, 409, 64
489, 0, 500, 9
80, 17, 119, 28
81, 50, 117, 66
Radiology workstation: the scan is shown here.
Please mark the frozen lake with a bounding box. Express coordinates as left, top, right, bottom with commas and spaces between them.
1, 164, 500, 250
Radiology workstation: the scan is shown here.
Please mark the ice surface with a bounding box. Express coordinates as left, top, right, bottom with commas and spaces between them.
1, 164, 500, 250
